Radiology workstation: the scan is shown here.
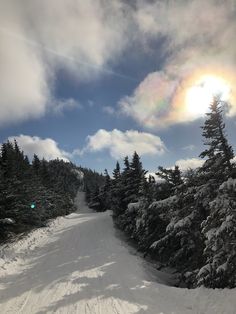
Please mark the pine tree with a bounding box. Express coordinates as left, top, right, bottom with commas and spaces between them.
110, 162, 122, 216
32, 154, 41, 175
199, 97, 234, 181
195, 99, 236, 288
99, 169, 111, 210
197, 178, 236, 288
156, 165, 183, 191
120, 156, 133, 207
113, 161, 121, 180
130, 152, 145, 196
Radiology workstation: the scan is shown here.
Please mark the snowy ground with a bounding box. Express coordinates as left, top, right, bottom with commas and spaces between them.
0, 192, 235, 314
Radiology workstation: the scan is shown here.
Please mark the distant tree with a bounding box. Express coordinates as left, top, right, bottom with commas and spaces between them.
99, 169, 112, 211
113, 161, 121, 180
110, 162, 122, 216
32, 154, 41, 175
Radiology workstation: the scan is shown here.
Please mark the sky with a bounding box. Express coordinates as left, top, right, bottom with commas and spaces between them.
1, 0, 236, 174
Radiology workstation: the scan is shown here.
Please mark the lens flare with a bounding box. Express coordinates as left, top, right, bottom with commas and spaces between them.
185, 75, 231, 118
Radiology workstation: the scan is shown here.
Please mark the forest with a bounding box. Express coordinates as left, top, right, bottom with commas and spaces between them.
0, 142, 83, 241
88, 98, 236, 289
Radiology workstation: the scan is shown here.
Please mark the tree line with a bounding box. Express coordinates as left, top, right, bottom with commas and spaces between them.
87, 98, 236, 289
0, 141, 83, 241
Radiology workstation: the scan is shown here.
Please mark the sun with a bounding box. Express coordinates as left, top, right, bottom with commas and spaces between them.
185, 75, 231, 118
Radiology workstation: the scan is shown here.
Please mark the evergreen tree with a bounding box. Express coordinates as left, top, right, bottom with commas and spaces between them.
120, 156, 133, 208
156, 165, 183, 192
32, 154, 41, 175
194, 99, 235, 288
197, 178, 236, 288
113, 161, 121, 180
199, 97, 234, 181
110, 162, 123, 216
0, 140, 82, 241
99, 169, 112, 211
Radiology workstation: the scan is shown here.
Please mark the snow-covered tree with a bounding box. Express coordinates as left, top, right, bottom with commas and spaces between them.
197, 178, 236, 288
0, 140, 82, 241
156, 165, 183, 192
200, 98, 234, 182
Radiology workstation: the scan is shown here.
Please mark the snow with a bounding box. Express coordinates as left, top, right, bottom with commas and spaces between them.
149, 195, 177, 209
127, 202, 140, 213
0, 192, 236, 314
166, 212, 194, 232
219, 178, 236, 191
0, 218, 15, 224
72, 168, 84, 181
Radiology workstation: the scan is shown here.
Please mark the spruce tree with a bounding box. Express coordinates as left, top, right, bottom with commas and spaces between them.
156, 165, 183, 192
196, 98, 236, 288
199, 97, 234, 181
111, 162, 122, 216
197, 178, 236, 288
113, 161, 121, 180
99, 169, 111, 210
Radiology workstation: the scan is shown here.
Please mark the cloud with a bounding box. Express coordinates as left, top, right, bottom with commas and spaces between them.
119, 69, 236, 131
182, 145, 196, 151
8, 135, 71, 161
2, 1, 236, 128
52, 98, 82, 115
0, 0, 133, 125
79, 129, 166, 159
175, 158, 204, 171
88, 100, 95, 108
119, 71, 181, 129
102, 106, 116, 115
119, 0, 236, 129
0, 27, 49, 125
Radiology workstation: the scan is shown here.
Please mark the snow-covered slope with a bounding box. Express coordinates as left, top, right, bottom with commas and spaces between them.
0, 192, 235, 313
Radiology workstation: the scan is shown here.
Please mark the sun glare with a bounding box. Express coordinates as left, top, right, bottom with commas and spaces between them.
185, 75, 231, 118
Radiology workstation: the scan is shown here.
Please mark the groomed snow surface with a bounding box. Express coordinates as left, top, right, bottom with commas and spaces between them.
0, 192, 235, 314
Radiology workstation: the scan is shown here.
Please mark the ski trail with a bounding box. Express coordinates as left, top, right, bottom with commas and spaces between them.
0, 191, 235, 314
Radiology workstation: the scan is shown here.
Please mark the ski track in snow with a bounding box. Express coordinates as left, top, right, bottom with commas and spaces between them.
0, 191, 235, 314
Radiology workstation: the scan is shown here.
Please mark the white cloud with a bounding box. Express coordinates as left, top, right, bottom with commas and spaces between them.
0, 0, 133, 125
8, 135, 71, 161
182, 145, 196, 151
175, 158, 204, 171
119, 0, 236, 129
52, 98, 82, 115
2, 0, 236, 128
0, 27, 49, 125
135, 0, 236, 61
79, 129, 166, 159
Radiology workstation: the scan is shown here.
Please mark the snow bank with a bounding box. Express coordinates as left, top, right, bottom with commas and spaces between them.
0, 216, 64, 276
219, 177, 236, 191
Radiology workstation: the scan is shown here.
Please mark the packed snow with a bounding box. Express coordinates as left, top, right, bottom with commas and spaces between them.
0, 192, 236, 314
